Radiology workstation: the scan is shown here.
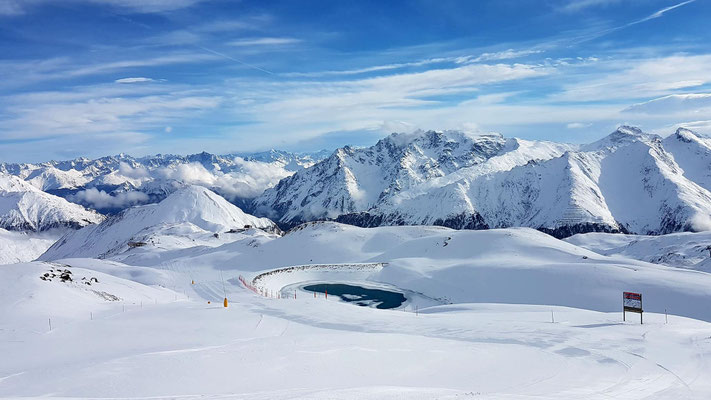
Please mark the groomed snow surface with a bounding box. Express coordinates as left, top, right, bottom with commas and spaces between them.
2, 220, 711, 399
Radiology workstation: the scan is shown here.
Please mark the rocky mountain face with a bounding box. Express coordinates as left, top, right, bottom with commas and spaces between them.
254, 127, 711, 238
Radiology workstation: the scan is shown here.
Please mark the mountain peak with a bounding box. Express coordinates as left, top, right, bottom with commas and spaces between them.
582, 125, 657, 152
674, 127, 700, 143
39, 185, 278, 260
615, 125, 645, 136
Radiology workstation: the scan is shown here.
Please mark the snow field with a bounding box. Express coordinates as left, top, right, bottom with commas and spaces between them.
3, 219, 711, 398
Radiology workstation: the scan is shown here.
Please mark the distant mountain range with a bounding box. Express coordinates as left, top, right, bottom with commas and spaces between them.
0, 149, 330, 214
254, 127, 711, 237
2, 127, 711, 238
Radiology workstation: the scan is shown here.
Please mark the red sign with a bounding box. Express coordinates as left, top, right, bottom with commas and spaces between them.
624, 292, 641, 300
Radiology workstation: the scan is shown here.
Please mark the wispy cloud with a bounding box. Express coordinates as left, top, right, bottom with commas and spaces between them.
280, 57, 454, 78
281, 49, 542, 78
626, 0, 696, 27
0, 53, 217, 89
0, 0, 208, 16
227, 37, 301, 47
558, 54, 711, 101
623, 93, 711, 114
0, 84, 222, 140
559, 0, 625, 13
466, 49, 544, 63
115, 77, 158, 84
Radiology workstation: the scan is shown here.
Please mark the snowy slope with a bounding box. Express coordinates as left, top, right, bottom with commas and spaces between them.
0, 228, 66, 264
39, 185, 278, 260
663, 127, 711, 192
0, 173, 103, 231
255, 126, 711, 237
566, 231, 711, 269
194, 222, 711, 322
5, 222, 711, 398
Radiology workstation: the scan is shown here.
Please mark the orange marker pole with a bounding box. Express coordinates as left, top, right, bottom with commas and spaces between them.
325, 289, 328, 299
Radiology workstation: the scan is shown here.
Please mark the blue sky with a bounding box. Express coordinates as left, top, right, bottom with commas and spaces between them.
1, 0, 710, 162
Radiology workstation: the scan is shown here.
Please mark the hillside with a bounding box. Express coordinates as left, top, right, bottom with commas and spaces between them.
40, 185, 278, 260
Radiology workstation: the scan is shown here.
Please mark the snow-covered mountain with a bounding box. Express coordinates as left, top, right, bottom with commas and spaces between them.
40, 185, 279, 260
0, 150, 329, 214
0, 173, 103, 231
253, 130, 572, 226
254, 127, 711, 237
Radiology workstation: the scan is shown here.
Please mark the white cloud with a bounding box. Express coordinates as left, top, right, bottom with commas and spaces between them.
567, 122, 592, 129
559, 55, 711, 101
559, 0, 625, 13
70, 188, 150, 209
282, 50, 542, 78
689, 213, 711, 231
115, 77, 156, 84
467, 49, 544, 63
227, 37, 301, 47
0, 53, 217, 88
229, 62, 548, 141
629, 0, 696, 26
623, 93, 711, 115
281, 57, 453, 78
93, 0, 206, 13
0, 0, 207, 16
1, 87, 222, 139
156, 160, 293, 200
118, 162, 150, 179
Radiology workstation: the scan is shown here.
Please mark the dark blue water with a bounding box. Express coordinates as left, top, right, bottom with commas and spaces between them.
303, 283, 406, 309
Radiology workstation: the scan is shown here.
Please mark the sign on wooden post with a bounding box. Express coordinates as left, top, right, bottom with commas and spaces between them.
623, 292, 643, 324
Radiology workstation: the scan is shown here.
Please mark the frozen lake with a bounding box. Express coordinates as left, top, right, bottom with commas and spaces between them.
302, 283, 407, 309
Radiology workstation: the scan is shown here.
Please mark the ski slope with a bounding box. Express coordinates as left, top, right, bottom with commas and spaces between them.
3, 222, 711, 398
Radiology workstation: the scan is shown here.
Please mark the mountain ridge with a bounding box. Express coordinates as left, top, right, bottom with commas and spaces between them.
254, 126, 711, 237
